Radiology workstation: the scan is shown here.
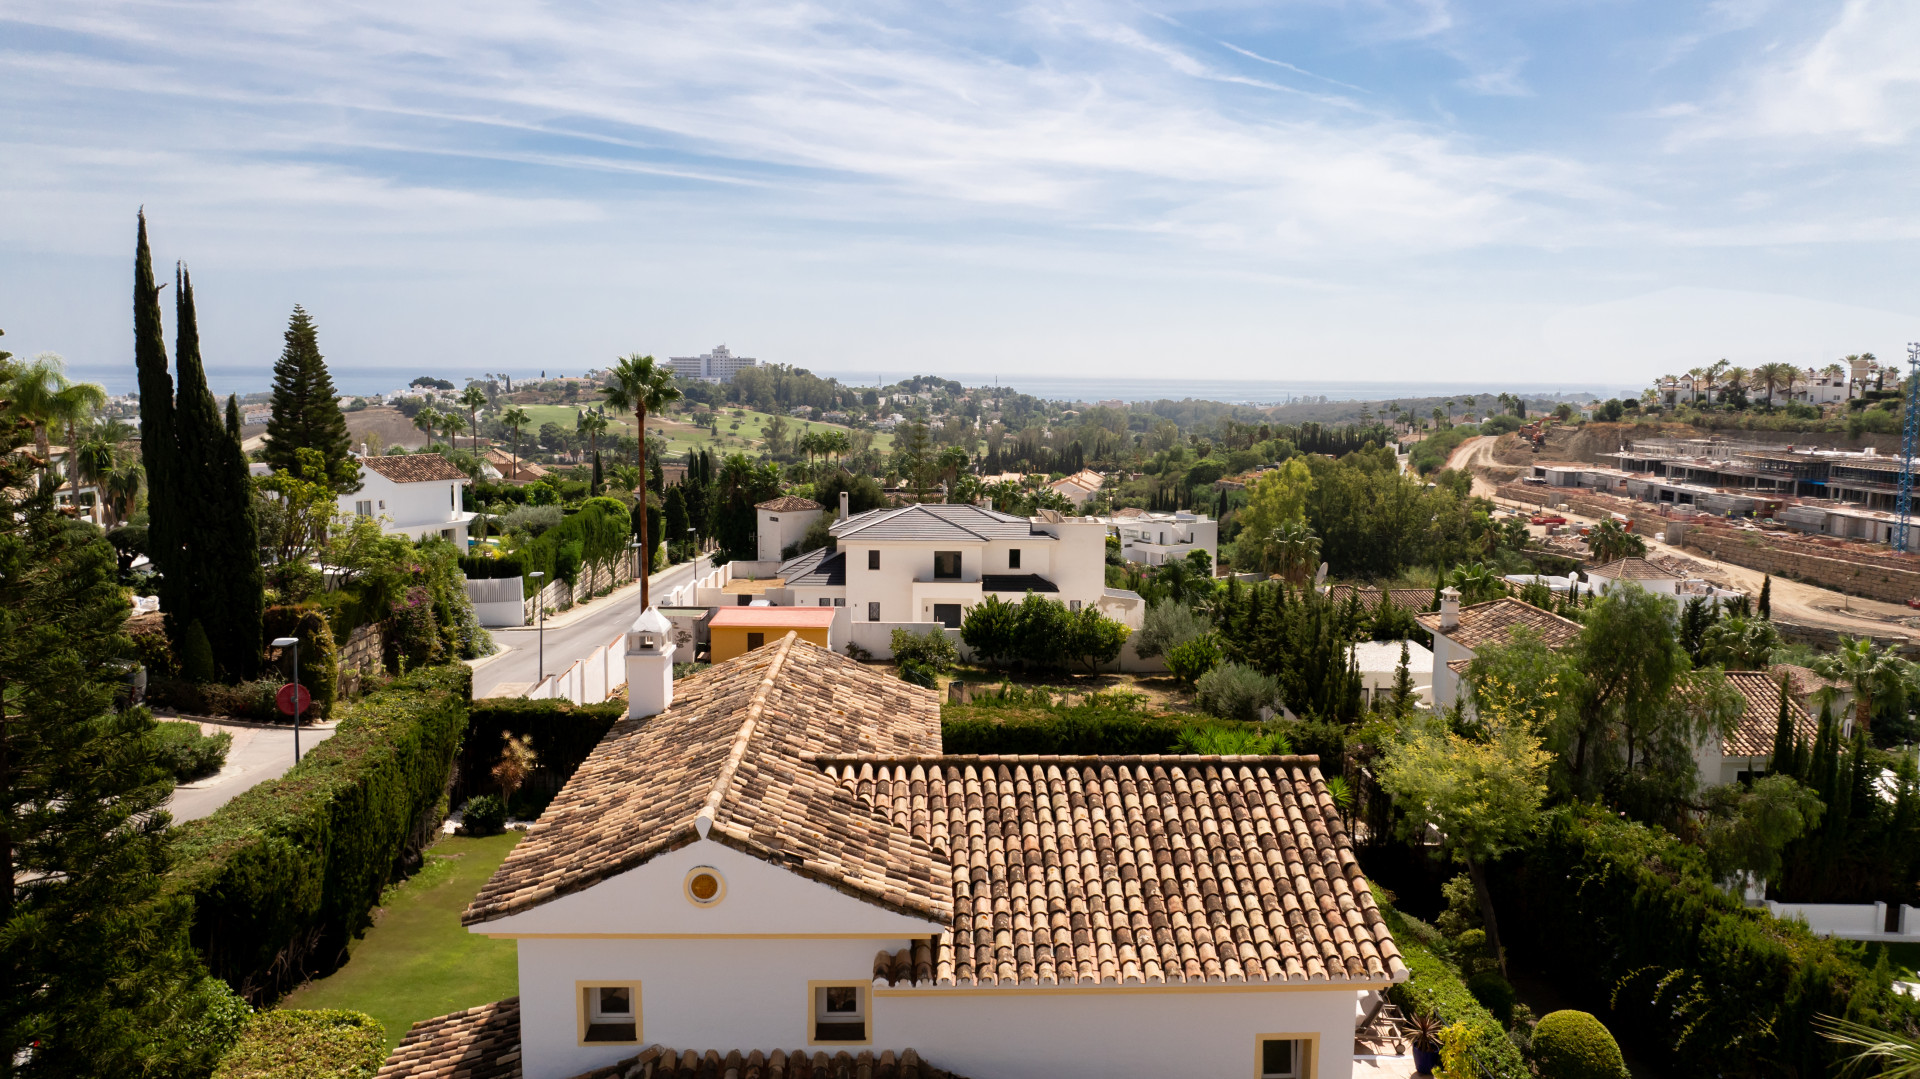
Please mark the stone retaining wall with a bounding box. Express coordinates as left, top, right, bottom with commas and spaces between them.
337, 623, 383, 697
1494, 482, 1655, 534
1676, 530, 1920, 607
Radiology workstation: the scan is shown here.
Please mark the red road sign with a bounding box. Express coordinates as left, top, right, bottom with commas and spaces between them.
277, 682, 312, 717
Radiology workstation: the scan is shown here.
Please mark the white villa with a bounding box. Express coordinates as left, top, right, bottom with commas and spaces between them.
340, 452, 476, 545
1089, 509, 1219, 575
377, 627, 1406, 1079
1045, 469, 1105, 509
756, 496, 825, 561
1415, 589, 1583, 712
1694, 670, 1818, 789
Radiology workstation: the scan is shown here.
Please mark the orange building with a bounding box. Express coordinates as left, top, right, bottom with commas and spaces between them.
706, 606, 837, 662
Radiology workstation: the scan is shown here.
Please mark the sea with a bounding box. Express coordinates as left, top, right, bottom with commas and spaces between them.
70, 362, 1637, 407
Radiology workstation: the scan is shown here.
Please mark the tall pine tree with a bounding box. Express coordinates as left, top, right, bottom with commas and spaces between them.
0, 419, 245, 1075
263, 305, 357, 492
171, 266, 264, 680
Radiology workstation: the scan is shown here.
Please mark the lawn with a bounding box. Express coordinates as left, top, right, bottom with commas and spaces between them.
510, 403, 891, 460
281, 832, 521, 1049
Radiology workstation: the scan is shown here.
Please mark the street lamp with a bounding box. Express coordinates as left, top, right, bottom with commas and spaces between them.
527, 571, 546, 681
271, 636, 302, 764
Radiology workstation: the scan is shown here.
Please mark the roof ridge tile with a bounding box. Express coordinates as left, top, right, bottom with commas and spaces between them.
695, 632, 796, 837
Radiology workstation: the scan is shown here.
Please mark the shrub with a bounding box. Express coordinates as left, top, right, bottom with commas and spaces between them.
180, 619, 216, 683
165, 666, 471, 1001
891, 627, 959, 673
130, 623, 179, 678
1530, 1011, 1626, 1079
1193, 661, 1279, 721
1135, 600, 1210, 659
155, 720, 233, 782
1466, 972, 1516, 1026
898, 659, 938, 688
213, 1010, 386, 1079
1174, 723, 1291, 755
1379, 898, 1530, 1079
460, 698, 622, 814
458, 553, 525, 580
1164, 635, 1222, 684
462, 794, 508, 836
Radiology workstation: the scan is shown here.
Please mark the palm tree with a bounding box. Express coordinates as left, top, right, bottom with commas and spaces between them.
6, 354, 107, 494
1588, 518, 1646, 563
576, 409, 608, 467
1817, 1014, 1920, 1077
501, 406, 530, 478
75, 437, 117, 522
601, 354, 682, 607
412, 406, 440, 450
442, 411, 466, 451
1754, 362, 1787, 408
1812, 636, 1909, 735
458, 385, 488, 454
1686, 367, 1706, 406
1266, 519, 1320, 584
106, 460, 144, 526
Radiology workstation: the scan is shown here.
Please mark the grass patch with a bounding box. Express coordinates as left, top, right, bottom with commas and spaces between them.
282, 832, 521, 1049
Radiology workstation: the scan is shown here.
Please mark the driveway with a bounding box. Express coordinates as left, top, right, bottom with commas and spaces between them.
163, 718, 337, 823
471, 556, 712, 699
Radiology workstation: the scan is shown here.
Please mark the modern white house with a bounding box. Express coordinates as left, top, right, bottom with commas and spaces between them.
379, 628, 1406, 1079
340, 452, 476, 545
1089, 509, 1218, 575
756, 496, 825, 561
1350, 640, 1434, 710
1414, 589, 1583, 712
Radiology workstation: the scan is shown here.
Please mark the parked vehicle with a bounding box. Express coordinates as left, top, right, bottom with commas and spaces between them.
1531, 513, 1567, 526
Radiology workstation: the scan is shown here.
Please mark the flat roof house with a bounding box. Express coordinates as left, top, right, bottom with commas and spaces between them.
707, 606, 836, 662
380, 631, 1405, 1079
341, 453, 476, 546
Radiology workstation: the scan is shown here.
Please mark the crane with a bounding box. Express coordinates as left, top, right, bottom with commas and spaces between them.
1897, 343, 1920, 553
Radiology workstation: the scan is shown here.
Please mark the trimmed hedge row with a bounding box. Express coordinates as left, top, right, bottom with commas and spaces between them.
213, 1010, 386, 1079
460, 697, 624, 812
940, 704, 1348, 766
1496, 806, 1919, 1076
1378, 901, 1530, 1079
166, 666, 471, 1001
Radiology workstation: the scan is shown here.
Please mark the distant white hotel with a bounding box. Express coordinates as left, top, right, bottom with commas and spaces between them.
668, 344, 758, 383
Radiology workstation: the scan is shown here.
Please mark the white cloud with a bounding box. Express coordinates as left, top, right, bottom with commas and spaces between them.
1687, 0, 1920, 144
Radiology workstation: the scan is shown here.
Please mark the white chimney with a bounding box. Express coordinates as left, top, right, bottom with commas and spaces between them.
839, 491, 850, 520
979, 497, 993, 512
1439, 586, 1461, 632
625, 607, 675, 719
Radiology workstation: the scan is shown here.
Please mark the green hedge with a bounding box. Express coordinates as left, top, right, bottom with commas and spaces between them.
1378, 900, 1529, 1079
264, 605, 339, 720
461, 697, 623, 813
214, 1010, 386, 1079
941, 699, 1347, 767
166, 665, 471, 1002
1496, 806, 1919, 1076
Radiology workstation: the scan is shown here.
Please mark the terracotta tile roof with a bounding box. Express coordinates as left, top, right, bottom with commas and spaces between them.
1770, 663, 1839, 701
1587, 557, 1679, 581
1415, 598, 1582, 651
1446, 659, 1471, 675
376, 998, 521, 1079
1720, 670, 1817, 758
377, 999, 967, 1079
1325, 585, 1434, 612
482, 448, 547, 481
822, 754, 1405, 987
463, 635, 950, 927
756, 495, 824, 512
361, 452, 468, 484
567, 1046, 964, 1079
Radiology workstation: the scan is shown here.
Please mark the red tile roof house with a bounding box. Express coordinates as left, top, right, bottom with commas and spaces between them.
381, 629, 1406, 1079
340, 452, 477, 545
1414, 588, 1583, 714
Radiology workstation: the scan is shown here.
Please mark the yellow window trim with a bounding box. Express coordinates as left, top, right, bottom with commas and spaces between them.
575, 980, 642, 1048
1254, 1032, 1319, 1079
806, 979, 871, 1047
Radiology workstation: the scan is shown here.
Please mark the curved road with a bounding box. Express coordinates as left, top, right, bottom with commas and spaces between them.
471, 556, 712, 699
1448, 434, 1920, 639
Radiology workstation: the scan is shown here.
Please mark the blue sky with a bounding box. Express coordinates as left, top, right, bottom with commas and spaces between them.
3, 0, 1918, 387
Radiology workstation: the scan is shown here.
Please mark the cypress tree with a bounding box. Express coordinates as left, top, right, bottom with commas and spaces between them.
171, 267, 264, 680
133, 213, 183, 640
591, 450, 603, 495
1810, 704, 1840, 803
224, 393, 241, 442
263, 305, 357, 492
1768, 676, 1797, 776
1758, 575, 1772, 621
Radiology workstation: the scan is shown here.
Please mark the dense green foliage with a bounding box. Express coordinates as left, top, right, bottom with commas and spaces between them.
1214, 579, 1364, 722
1377, 901, 1529, 1079
166, 666, 472, 1001
516, 497, 630, 597
155, 720, 234, 782
213, 1010, 387, 1079
1408, 421, 1484, 475
1494, 805, 1917, 1075
263, 606, 339, 721
959, 593, 1130, 672
134, 215, 264, 680
263, 306, 357, 493
0, 408, 247, 1077
459, 698, 622, 815
461, 795, 507, 836
1529, 1011, 1627, 1079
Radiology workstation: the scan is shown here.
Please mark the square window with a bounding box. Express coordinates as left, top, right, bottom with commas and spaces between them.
868, 550, 880, 570
1070, 599, 1082, 612
834, 598, 845, 607
933, 551, 961, 579
819, 598, 831, 606
746, 632, 765, 650
1257, 1037, 1307, 1079
868, 602, 881, 622
579, 982, 640, 1045
811, 983, 869, 1044
1008, 548, 1021, 569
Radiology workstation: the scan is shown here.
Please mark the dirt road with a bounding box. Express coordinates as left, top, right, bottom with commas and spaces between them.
1445, 435, 1918, 639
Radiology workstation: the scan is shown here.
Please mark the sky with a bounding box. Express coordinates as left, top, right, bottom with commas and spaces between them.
3, 0, 1919, 390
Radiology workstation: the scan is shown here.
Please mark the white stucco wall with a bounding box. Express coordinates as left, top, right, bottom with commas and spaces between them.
1428, 633, 1471, 711
758, 508, 824, 561
340, 465, 473, 543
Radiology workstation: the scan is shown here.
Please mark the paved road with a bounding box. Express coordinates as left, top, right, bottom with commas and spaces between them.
164, 719, 337, 823
472, 556, 711, 699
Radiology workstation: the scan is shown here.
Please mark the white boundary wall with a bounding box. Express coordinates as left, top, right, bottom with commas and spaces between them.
465, 576, 527, 628
525, 630, 626, 706
1766, 900, 1920, 942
